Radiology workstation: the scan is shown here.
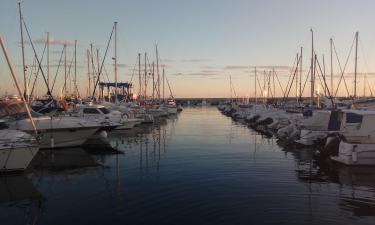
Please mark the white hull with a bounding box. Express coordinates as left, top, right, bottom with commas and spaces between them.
167, 107, 178, 114
115, 119, 143, 130
38, 128, 99, 149
0, 145, 39, 173
331, 141, 375, 166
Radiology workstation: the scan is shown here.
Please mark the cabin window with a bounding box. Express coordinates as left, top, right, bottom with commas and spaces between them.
346, 113, 363, 123
98, 108, 110, 114
83, 108, 100, 114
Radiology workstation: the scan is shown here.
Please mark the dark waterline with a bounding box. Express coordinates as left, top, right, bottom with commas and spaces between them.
1, 106, 375, 225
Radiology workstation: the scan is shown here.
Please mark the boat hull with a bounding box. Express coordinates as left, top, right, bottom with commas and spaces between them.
331, 141, 375, 166
37, 127, 99, 149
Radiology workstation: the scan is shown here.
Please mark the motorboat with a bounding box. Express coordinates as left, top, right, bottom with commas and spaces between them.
74, 103, 143, 130
2, 98, 101, 149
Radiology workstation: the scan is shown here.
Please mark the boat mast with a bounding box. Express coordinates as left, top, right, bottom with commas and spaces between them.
298, 47, 303, 100
87, 49, 91, 98
162, 65, 165, 102
18, 1, 27, 100
162, 66, 165, 100
152, 62, 155, 101
114, 21, 118, 103
47, 32, 50, 90
74, 40, 77, 98
296, 53, 299, 101
255, 67, 257, 105
156, 45, 160, 103
64, 44, 67, 98
330, 38, 333, 97
144, 52, 147, 101
138, 53, 142, 101
310, 28, 315, 105
354, 31, 358, 99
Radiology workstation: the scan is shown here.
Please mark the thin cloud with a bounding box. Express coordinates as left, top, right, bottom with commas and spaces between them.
163, 58, 211, 63
26, 38, 76, 46
225, 65, 294, 70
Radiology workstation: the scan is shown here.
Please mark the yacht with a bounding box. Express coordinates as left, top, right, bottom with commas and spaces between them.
2, 99, 101, 149
74, 104, 143, 130
329, 110, 375, 165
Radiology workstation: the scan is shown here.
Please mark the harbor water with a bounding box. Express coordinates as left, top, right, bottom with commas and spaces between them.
1, 106, 375, 225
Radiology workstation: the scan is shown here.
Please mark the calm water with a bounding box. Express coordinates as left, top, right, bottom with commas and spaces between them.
1, 106, 375, 225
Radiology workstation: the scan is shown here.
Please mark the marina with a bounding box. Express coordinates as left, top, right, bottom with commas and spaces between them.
1, 106, 375, 225
1, 0, 375, 224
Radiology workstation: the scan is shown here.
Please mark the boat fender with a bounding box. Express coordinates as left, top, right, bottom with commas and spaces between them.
352, 145, 358, 162
99, 130, 108, 139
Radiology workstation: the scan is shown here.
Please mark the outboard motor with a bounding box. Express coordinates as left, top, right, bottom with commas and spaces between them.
0, 120, 9, 130
314, 133, 345, 161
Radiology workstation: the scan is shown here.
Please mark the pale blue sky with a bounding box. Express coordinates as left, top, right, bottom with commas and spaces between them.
1, 0, 375, 97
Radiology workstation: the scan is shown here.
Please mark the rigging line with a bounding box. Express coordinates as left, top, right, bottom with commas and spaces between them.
29, 41, 47, 96
29, 42, 47, 85
22, 19, 52, 96
301, 67, 311, 97
358, 36, 374, 96
283, 56, 300, 104
165, 75, 174, 99
333, 36, 355, 97
315, 56, 334, 106
91, 23, 115, 99
50, 45, 66, 92
63, 52, 75, 93
129, 55, 138, 83
256, 73, 264, 95
283, 54, 298, 99
102, 64, 111, 83
27, 57, 36, 88
283, 55, 299, 100
273, 70, 285, 96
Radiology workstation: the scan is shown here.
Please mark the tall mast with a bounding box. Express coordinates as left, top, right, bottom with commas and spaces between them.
354, 31, 358, 98
310, 28, 315, 105
74, 40, 77, 98
138, 53, 141, 100
47, 32, 50, 90
64, 44, 67, 98
296, 53, 299, 100
152, 62, 155, 101
87, 49, 91, 97
114, 21, 118, 103
330, 38, 333, 96
162, 66, 165, 102
298, 47, 303, 100
229, 75, 232, 101
18, 1, 27, 100
156, 45, 160, 102
144, 52, 147, 100
255, 67, 257, 105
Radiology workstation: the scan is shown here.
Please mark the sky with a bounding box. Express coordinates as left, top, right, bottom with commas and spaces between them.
1, 0, 375, 98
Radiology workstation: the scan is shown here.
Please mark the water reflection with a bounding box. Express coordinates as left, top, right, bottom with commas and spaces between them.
278, 143, 375, 217
1, 107, 375, 225
0, 175, 45, 225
